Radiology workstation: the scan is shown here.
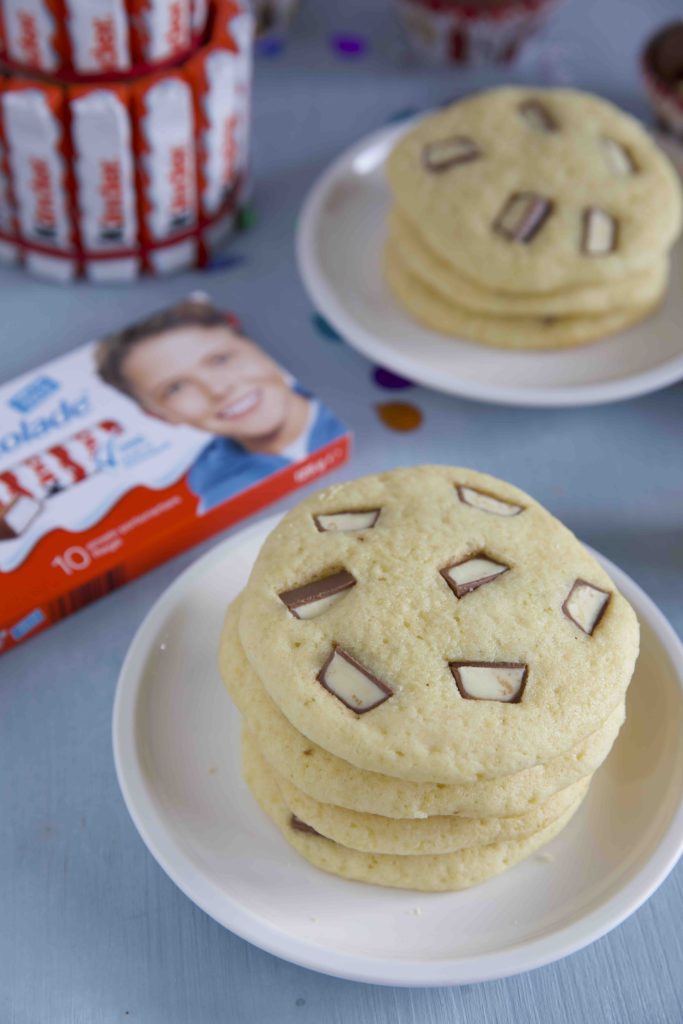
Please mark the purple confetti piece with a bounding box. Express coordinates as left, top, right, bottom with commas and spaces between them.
373, 367, 414, 390
255, 36, 286, 58
205, 253, 246, 271
330, 32, 368, 58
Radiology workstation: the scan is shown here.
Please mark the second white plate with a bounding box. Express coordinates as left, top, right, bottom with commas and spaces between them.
113, 514, 683, 986
297, 121, 683, 408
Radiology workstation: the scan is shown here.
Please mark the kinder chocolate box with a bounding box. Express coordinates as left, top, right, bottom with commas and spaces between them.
0, 294, 351, 655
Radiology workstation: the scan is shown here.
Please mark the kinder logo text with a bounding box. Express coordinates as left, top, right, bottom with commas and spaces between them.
31, 157, 57, 236
91, 17, 118, 70
170, 145, 191, 220
0, 396, 91, 456
17, 12, 41, 66
99, 159, 124, 239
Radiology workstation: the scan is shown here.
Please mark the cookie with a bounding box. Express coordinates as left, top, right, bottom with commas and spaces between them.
244, 725, 592, 855
236, 466, 639, 784
386, 87, 682, 293
384, 244, 663, 350
388, 207, 669, 318
243, 741, 586, 892
221, 595, 625, 819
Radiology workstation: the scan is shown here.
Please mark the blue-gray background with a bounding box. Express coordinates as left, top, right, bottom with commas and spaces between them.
1, 0, 682, 1020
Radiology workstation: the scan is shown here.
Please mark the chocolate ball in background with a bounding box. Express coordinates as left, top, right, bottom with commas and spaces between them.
395, 0, 562, 66
642, 22, 683, 141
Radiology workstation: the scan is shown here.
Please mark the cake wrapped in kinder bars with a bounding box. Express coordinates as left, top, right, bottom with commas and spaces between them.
188, 0, 253, 248
0, 81, 77, 280
63, 0, 132, 74
0, 138, 18, 264
128, 0, 192, 66
0, 294, 351, 655
132, 68, 199, 273
70, 84, 140, 281
0, 0, 67, 73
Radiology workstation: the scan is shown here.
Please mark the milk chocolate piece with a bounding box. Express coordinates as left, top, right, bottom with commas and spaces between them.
456, 484, 524, 517
646, 23, 683, 84
601, 137, 638, 176
0, 494, 42, 540
493, 192, 553, 243
313, 509, 380, 533
290, 814, 322, 836
279, 570, 356, 619
562, 579, 611, 635
423, 135, 481, 172
317, 647, 393, 713
582, 207, 618, 255
440, 554, 510, 599
449, 661, 528, 703
519, 99, 559, 133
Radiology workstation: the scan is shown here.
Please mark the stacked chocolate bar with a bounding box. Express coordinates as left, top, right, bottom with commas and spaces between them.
219, 466, 640, 892
383, 87, 682, 350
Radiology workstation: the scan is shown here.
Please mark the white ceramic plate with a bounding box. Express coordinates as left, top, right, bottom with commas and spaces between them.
296, 121, 683, 408
113, 514, 683, 987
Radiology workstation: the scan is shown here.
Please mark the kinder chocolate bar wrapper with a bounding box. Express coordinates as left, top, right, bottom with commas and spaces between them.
0, 295, 351, 653
1, 82, 77, 281
189, 8, 252, 245
129, 0, 192, 65
0, 419, 124, 504
133, 70, 198, 273
70, 84, 140, 281
190, 0, 209, 37
0, 0, 67, 73
63, 0, 132, 74
0, 138, 18, 264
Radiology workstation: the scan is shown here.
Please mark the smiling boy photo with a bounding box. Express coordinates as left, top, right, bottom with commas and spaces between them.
95, 295, 346, 510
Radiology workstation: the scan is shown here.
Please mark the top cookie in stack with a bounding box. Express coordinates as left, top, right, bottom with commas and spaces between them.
384, 87, 683, 349
220, 466, 640, 891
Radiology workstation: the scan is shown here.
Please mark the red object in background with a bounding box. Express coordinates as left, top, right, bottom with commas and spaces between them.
0, 0, 253, 280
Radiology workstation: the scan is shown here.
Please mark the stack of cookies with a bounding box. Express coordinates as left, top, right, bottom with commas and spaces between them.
219, 466, 640, 892
384, 87, 682, 350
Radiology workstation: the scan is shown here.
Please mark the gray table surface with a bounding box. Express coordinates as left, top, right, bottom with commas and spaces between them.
2, 0, 682, 1020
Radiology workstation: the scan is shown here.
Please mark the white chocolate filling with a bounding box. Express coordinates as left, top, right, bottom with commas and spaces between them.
564, 581, 609, 635
444, 556, 508, 591
601, 137, 636, 176
456, 664, 526, 702
292, 591, 348, 620
320, 650, 391, 711
458, 486, 523, 517
315, 510, 379, 532
583, 208, 617, 255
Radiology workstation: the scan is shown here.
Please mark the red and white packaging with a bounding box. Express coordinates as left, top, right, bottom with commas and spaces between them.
133, 70, 198, 273
0, 0, 66, 72
0, 138, 18, 264
129, 0, 192, 66
63, 0, 132, 74
188, 7, 252, 248
0, 296, 351, 654
395, 0, 559, 66
190, 0, 209, 38
1, 82, 76, 280
70, 85, 140, 281
1, 420, 124, 502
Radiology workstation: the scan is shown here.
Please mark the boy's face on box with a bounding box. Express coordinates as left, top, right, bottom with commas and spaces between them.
122, 324, 295, 440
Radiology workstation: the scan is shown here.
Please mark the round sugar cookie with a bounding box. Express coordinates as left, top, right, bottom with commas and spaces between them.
388, 208, 670, 318
243, 726, 592, 855
242, 741, 586, 892
236, 466, 639, 784
386, 87, 682, 293
384, 244, 662, 350
220, 595, 625, 819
